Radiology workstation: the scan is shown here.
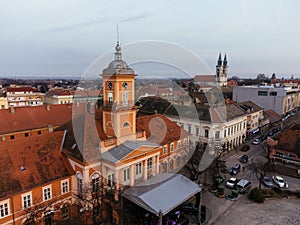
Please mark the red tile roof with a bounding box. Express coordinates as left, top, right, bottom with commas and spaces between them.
46, 88, 73, 96
136, 114, 189, 145
59, 110, 188, 162
265, 109, 281, 123
0, 104, 72, 134
272, 124, 300, 154
0, 131, 74, 199
193, 75, 216, 82
6, 86, 39, 93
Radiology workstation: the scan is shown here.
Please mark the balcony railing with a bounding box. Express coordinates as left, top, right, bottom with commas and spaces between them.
103, 101, 136, 109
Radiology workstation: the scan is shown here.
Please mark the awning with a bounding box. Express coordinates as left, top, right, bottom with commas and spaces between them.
122, 173, 200, 216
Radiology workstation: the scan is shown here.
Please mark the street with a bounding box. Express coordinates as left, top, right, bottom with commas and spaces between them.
201, 126, 300, 225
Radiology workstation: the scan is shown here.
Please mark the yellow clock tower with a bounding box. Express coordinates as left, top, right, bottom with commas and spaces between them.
102, 42, 138, 139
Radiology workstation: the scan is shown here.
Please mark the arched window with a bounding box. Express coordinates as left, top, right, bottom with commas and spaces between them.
77, 173, 82, 193
123, 122, 130, 127
91, 173, 100, 193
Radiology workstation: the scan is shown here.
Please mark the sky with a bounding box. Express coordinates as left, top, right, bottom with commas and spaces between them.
0, 0, 300, 79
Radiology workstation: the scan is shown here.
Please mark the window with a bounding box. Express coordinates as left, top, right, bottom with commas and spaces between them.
258, 91, 268, 96
147, 158, 152, 169
92, 174, 100, 192
123, 93, 128, 105
43, 186, 52, 201
77, 173, 82, 192
162, 162, 167, 173
170, 160, 174, 170
204, 129, 209, 138
215, 131, 220, 139
136, 163, 142, 175
170, 143, 174, 152
61, 206, 70, 221
37, 130, 42, 135
22, 193, 32, 209
269, 91, 277, 96
61, 180, 69, 194
184, 138, 187, 146
163, 145, 167, 154
176, 157, 181, 167
123, 168, 130, 182
188, 125, 191, 133
123, 122, 130, 127
196, 127, 199, 136
108, 93, 113, 103
44, 211, 54, 225
224, 129, 226, 137
24, 132, 29, 137
10, 135, 14, 140
0, 201, 9, 218
177, 141, 181, 149
107, 173, 115, 187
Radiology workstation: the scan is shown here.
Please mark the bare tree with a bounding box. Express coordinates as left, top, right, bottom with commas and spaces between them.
247, 161, 274, 191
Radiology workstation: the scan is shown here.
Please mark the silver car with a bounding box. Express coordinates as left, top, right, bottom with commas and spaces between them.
262, 176, 273, 188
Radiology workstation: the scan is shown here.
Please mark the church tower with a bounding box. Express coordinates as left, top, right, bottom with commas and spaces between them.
102, 42, 138, 140
216, 53, 228, 86
222, 54, 228, 86
216, 53, 223, 85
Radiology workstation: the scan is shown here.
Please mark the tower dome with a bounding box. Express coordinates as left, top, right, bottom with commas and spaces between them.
102, 42, 135, 75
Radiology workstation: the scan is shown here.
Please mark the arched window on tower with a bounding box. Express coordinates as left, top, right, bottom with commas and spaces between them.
123, 122, 130, 127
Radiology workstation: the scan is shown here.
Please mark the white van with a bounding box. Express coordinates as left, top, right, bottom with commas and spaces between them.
236, 179, 251, 194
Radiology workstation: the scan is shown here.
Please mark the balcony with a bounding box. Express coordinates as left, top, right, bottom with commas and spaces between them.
102, 101, 138, 110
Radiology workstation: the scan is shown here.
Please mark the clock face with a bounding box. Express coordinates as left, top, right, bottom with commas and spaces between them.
108, 81, 112, 89
122, 82, 128, 89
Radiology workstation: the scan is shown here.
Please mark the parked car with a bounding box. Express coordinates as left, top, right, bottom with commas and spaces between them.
272, 175, 288, 188
239, 155, 249, 163
226, 177, 238, 189
236, 179, 251, 194
259, 134, 267, 141
262, 176, 273, 188
240, 144, 250, 152
229, 164, 241, 175
252, 138, 260, 145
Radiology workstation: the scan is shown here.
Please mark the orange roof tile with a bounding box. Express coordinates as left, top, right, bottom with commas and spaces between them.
0, 104, 73, 134
0, 131, 74, 199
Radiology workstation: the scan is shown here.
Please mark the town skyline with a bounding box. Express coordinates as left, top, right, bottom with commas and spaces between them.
1, 0, 300, 79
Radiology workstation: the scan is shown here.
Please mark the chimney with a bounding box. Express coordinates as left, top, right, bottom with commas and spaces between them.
1, 135, 6, 141
48, 125, 53, 133
154, 110, 158, 115
46, 104, 50, 111
10, 106, 15, 114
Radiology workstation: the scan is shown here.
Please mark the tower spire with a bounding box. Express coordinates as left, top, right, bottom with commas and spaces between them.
114, 25, 122, 61
223, 54, 228, 67
217, 52, 222, 66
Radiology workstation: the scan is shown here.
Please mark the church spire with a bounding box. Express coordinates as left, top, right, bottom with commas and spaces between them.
223, 54, 228, 67
217, 52, 222, 66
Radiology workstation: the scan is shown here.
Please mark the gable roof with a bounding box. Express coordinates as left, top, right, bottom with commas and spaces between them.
0, 104, 72, 135
102, 140, 160, 163
0, 131, 74, 200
